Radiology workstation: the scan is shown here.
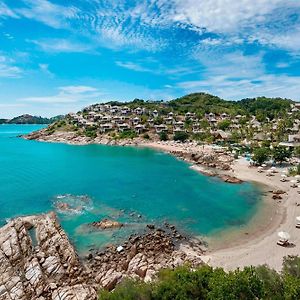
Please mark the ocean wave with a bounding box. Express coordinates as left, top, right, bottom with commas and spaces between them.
53, 194, 94, 215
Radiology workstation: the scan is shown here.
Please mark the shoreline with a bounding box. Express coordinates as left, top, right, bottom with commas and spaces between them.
23, 131, 298, 271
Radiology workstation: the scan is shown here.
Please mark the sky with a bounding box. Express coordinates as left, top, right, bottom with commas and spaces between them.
0, 0, 300, 117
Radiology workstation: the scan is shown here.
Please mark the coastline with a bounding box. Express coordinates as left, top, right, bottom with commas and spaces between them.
23, 130, 297, 271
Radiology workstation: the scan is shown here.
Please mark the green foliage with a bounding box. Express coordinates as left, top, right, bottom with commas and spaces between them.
294, 147, 300, 158
118, 130, 137, 139
99, 260, 300, 300
143, 133, 150, 140
252, 147, 270, 165
283, 256, 300, 279
84, 128, 97, 139
217, 119, 231, 130
272, 146, 291, 164
193, 132, 212, 142
99, 280, 152, 300
159, 131, 168, 141
153, 117, 163, 125
255, 265, 284, 299
174, 131, 189, 142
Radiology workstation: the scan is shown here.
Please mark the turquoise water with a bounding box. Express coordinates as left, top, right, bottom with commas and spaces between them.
0, 125, 261, 253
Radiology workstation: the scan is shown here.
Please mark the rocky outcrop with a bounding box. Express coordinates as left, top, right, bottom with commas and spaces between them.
0, 213, 205, 298
86, 224, 205, 291
218, 175, 243, 184
90, 219, 123, 230
0, 212, 97, 300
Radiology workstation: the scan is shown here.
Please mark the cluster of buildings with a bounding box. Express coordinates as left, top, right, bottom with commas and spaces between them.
65, 102, 300, 144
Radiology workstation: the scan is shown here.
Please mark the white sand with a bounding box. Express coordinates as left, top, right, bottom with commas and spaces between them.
204, 158, 300, 271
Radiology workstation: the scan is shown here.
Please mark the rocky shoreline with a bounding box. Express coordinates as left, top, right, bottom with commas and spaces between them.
0, 213, 205, 299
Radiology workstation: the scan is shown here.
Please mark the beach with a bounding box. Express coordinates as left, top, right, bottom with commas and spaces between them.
201, 158, 300, 271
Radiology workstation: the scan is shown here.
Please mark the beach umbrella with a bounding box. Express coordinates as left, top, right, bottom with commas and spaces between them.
281, 174, 287, 177
258, 166, 263, 170
296, 216, 300, 222
271, 166, 276, 171
295, 175, 300, 179
291, 180, 297, 184
262, 164, 267, 167
278, 231, 290, 241
282, 170, 288, 174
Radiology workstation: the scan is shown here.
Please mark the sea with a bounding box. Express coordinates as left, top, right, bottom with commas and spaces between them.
0, 124, 262, 254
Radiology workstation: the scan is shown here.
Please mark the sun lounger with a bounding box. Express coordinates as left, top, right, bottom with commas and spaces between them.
277, 239, 288, 246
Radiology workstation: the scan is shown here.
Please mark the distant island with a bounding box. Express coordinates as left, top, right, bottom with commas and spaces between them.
0, 114, 63, 125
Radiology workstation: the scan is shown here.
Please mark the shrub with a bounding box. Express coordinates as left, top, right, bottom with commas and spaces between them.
143, 133, 150, 140
174, 131, 189, 142
118, 130, 137, 139
159, 131, 168, 141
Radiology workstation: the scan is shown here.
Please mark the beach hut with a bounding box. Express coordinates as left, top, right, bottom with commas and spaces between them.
296, 216, 300, 228
277, 231, 290, 246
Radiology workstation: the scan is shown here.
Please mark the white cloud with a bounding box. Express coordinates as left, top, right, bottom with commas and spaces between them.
0, 55, 22, 78
38, 63, 54, 77
178, 51, 300, 100
29, 38, 93, 53
19, 85, 103, 103
16, 0, 78, 29
115, 61, 154, 73
0, 1, 18, 18
170, 0, 288, 33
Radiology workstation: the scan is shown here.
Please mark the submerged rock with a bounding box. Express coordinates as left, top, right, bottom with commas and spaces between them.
90, 218, 123, 230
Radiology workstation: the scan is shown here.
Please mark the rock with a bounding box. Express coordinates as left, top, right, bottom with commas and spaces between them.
218, 174, 243, 184
91, 218, 123, 230
0, 213, 87, 300
147, 224, 155, 230
100, 270, 123, 290
51, 284, 97, 300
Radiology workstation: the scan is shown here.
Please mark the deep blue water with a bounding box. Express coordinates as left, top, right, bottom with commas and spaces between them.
0, 125, 261, 253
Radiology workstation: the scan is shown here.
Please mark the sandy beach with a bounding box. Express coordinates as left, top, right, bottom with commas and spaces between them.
200, 158, 300, 272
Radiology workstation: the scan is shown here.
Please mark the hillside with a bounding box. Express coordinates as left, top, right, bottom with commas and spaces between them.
1, 114, 63, 124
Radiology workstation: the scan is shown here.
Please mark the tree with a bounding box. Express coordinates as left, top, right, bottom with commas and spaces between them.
174, 131, 189, 142
252, 147, 270, 165
159, 131, 168, 141
272, 146, 291, 164
217, 119, 231, 131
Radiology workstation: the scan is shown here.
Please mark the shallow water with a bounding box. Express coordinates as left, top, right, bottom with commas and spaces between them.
0, 125, 262, 254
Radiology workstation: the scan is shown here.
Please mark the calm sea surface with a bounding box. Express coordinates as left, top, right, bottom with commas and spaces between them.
0, 125, 261, 253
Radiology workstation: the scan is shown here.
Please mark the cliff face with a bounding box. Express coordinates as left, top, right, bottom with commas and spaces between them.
0, 213, 204, 299
0, 212, 97, 300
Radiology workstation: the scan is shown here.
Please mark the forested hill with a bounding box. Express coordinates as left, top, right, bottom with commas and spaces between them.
168, 93, 293, 119
0, 114, 63, 124
99, 93, 294, 120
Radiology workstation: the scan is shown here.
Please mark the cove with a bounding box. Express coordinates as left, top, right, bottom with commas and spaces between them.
0, 125, 262, 253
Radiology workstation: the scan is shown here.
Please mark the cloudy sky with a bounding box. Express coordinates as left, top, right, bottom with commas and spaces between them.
0, 0, 300, 117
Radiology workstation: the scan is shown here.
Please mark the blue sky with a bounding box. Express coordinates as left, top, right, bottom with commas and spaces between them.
0, 0, 300, 117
